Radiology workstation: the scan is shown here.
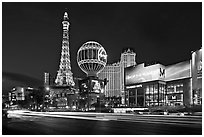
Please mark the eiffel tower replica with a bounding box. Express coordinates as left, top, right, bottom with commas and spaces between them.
49, 11, 76, 109
55, 11, 75, 87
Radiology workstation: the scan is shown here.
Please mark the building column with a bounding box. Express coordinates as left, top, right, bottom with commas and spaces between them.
135, 89, 137, 107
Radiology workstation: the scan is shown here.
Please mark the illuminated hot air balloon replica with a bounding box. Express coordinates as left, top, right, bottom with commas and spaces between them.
77, 41, 107, 77
77, 41, 108, 112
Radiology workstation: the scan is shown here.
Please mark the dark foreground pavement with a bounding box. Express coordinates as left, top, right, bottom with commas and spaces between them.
2, 113, 202, 135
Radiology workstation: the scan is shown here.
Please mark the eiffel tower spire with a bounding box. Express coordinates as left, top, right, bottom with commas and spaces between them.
55, 11, 75, 86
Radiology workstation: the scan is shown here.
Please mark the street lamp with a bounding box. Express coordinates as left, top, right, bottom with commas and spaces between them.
43, 86, 50, 111
45, 86, 50, 91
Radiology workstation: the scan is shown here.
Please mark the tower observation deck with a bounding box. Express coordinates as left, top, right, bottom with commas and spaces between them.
55, 12, 75, 86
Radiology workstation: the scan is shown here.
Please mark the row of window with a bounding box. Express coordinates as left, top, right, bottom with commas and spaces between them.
126, 83, 184, 106
55, 93, 67, 98
167, 84, 183, 88
128, 84, 184, 95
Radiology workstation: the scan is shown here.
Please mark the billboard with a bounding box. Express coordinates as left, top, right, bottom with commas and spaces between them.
125, 61, 191, 85
91, 80, 104, 94
125, 63, 166, 85
165, 60, 190, 81
79, 78, 104, 94
192, 48, 202, 90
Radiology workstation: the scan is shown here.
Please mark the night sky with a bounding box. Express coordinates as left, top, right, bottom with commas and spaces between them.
2, 2, 202, 80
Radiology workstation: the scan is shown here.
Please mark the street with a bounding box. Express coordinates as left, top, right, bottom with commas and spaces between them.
2, 111, 202, 135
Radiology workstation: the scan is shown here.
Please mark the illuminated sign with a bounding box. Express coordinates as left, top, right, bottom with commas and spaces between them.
79, 78, 105, 94
125, 63, 165, 85
160, 68, 165, 77
165, 60, 190, 81
91, 80, 104, 94
172, 96, 176, 100
197, 60, 202, 76
125, 60, 191, 85
82, 83, 88, 89
92, 80, 101, 93
126, 84, 142, 89
98, 47, 107, 62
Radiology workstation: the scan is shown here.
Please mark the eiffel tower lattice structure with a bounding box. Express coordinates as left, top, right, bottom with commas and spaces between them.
55, 11, 75, 87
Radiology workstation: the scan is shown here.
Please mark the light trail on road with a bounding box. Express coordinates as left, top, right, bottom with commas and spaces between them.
7, 110, 202, 128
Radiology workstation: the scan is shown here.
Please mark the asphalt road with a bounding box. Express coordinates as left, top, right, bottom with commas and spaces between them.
2, 113, 202, 135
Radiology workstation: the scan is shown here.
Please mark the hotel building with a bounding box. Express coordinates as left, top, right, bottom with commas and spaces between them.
191, 48, 202, 105
98, 49, 136, 101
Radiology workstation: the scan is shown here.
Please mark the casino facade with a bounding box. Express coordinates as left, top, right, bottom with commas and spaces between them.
125, 48, 202, 107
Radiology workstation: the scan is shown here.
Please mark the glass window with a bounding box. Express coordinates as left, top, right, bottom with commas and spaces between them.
145, 86, 149, 94
129, 97, 136, 106
176, 94, 181, 100
150, 85, 153, 94
150, 95, 154, 102
144, 87, 146, 94
181, 94, 183, 101
154, 84, 158, 93
129, 89, 136, 96
180, 87, 183, 93
137, 89, 143, 96
155, 103, 158, 106
145, 95, 150, 101
159, 93, 163, 101
150, 103, 154, 106
146, 102, 150, 106
168, 84, 171, 88
154, 94, 158, 102
167, 95, 171, 100
167, 87, 173, 94
173, 86, 177, 93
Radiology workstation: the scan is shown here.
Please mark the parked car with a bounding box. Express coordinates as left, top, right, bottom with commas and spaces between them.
152, 109, 168, 115
134, 109, 151, 115
183, 112, 192, 115
126, 110, 133, 113
168, 110, 184, 116
141, 109, 151, 115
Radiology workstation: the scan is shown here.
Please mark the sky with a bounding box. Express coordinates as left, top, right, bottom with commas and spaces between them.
2, 2, 202, 80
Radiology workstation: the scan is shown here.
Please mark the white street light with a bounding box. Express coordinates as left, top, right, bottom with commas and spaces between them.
45, 87, 50, 91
